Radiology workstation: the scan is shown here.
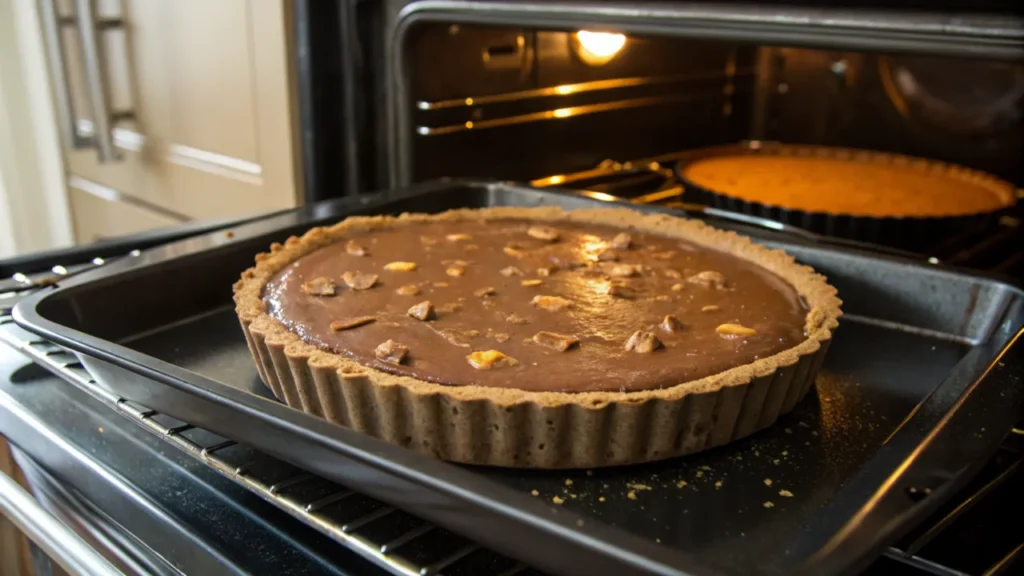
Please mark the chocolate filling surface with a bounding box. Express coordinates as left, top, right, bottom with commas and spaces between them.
263, 219, 808, 392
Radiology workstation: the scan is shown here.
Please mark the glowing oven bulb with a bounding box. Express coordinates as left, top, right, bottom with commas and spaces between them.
574, 30, 626, 64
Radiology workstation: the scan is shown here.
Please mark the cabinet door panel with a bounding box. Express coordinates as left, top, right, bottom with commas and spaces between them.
52, 0, 298, 229
68, 185, 182, 244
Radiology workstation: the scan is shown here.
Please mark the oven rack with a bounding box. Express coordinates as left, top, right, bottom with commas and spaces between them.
0, 314, 535, 576
4, 306, 1023, 576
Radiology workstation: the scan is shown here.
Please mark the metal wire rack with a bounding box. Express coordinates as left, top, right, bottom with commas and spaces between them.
5, 303, 1024, 576
0, 314, 535, 576
1, 178, 1022, 576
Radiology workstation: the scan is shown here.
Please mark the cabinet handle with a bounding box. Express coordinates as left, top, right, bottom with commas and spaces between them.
38, 0, 90, 149
38, 0, 133, 163
0, 472, 124, 576
75, 0, 133, 163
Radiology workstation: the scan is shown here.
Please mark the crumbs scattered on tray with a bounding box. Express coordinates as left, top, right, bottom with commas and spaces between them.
763, 501, 775, 508
552, 496, 564, 505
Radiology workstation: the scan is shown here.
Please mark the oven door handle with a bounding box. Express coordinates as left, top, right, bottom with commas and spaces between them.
0, 471, 125, 576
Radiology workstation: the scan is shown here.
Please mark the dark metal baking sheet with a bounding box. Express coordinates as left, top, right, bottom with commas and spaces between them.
14, 181, 1024, 576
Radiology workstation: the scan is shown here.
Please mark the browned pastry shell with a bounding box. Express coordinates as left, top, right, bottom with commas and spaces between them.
233, 206, 842, 468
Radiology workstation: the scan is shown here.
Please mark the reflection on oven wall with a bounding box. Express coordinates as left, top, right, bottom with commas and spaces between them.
404, 24, 1023, 188
763, 47, 1024, 185
408, 24, 755, 182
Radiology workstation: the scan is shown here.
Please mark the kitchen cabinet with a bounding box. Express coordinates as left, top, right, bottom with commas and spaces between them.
42, 0, 300, 242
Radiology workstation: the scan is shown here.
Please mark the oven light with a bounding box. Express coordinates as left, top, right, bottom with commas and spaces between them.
574, 31, 626, 65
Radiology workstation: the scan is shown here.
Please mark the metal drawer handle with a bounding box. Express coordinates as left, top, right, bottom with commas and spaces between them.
0, 472, 124, 576
38, 0, 90, 150
37, 0, 134, 163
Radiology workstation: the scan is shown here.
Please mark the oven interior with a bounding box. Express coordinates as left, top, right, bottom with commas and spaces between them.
401, 23, 1023, 189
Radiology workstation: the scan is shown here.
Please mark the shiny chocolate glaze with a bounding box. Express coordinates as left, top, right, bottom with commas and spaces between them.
263, 220, 807, 392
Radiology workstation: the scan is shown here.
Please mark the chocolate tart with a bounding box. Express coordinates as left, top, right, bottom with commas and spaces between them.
675, 143, 1017, 251
233, 207, 841, 468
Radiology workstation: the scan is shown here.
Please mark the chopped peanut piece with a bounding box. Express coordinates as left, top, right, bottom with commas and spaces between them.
688, 270, 728, 289
375, 340, 408, 365
407, 300, 434, 321
716, 323, 757, 337
446, 266, 466, 277
503, 246, 524, 258
625, 330, 662, 353
664, 269, 682, 279
599, 283, 634, 299
330, 316, 376, 331
521, 279, 543, 287
532, 331, 579, 352
446, 233, 471, 242
536, 266, 554, 277
548, 254, 584, 270
420, 236, 438, 245
466, 349, 518, 370
610, 232, 632, 249
702, 305, 720, 312
384, 261, 417, 271
442, 259, 471, 267
302, 277, 337, 296
438, 328, 472, 347
604, 263, 640, 277
395, 284, 421, 296
671, 283, 685, 292
433, 282, 449, 288
500, 266, 523, 277
505, 313, 529, 325
531, 295, 572, 311
492, 332, 510, 343
661, 315, 684, 333
345, 240, 367, 256
527, 226, 559, 242
474, 286, 496, 297
341, 271, 378, 290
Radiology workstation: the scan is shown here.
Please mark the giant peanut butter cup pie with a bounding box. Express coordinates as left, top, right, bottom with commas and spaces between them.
233, 207, 841, 468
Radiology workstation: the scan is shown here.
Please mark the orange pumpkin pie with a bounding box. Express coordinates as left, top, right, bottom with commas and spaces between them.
680, 146, 1015, 218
